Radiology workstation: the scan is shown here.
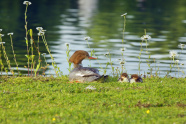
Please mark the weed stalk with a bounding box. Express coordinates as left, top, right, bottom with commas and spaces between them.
120, 13, 127, 73
0, 37, 14, 75
41, 35, 61, 76
24, 3, 30, 76
65, 43, 72, 72
0, 42, 5, 75
9, 34, 20, 75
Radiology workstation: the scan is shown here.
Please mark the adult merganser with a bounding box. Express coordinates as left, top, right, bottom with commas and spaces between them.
130, 74, 143, 83
118, 73, 129, 83
69, 50, 107, 83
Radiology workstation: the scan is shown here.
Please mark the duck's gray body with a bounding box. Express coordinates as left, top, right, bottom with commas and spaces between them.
69, 65, 101, 82
68, 50, 108, 83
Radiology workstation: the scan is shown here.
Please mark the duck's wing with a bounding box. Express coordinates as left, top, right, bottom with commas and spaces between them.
137, 77, 143, 82
69, 67, 101, 82
73, 67, 100, 77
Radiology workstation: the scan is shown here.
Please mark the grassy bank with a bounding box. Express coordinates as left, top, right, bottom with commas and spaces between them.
0, 76, 185, 124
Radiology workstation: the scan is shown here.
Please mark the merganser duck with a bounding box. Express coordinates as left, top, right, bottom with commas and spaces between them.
69, 50, 107, 83
118, 73, 129, 83
130, 74, 143, 83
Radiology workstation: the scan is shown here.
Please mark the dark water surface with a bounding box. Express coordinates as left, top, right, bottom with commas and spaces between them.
0, 0, 186, 77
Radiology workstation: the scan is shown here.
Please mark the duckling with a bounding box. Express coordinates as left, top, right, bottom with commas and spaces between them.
118, 73, 130, 83
130, 74, 143, 83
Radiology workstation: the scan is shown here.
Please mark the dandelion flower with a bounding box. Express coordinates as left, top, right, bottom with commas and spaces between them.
36, 27, 43, 31
42, 53, 46, 56
119, 61, 125, 65
52, 118, 56, 121
23, 1, 32, 5
85, 85, 96, 90
65, 43, 69, 46
180, 63, 184, 66
0, 34, 4, 37
141, 35, 151, 40
169, 51, 178, 58
0, 29, 2, 32
84, 36, 90, 40
41, 30, 47, 32
37, 31, 45, 36
0, 42, 5, 45
104, 52, 110, 56
175, 60, 179, 63
121, 13, 127, 16
178, 43, 185, 49
7, 33, 14, 35
121, 47, 126, 51
146, 110, 150, 114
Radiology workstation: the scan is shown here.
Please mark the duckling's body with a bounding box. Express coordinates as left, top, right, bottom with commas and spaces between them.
118, 73, 130, 83
130, 74, 143, 83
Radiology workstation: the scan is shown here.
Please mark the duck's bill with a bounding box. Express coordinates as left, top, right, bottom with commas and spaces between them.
88, 56, 97, 59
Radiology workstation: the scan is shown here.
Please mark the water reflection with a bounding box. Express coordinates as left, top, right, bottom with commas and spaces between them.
0, 0, 186, 77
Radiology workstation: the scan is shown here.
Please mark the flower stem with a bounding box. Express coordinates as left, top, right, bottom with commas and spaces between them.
10, 35, 19, 75
24, 4, 29, 76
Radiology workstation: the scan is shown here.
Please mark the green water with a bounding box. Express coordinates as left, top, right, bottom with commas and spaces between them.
0, 0, 186, 77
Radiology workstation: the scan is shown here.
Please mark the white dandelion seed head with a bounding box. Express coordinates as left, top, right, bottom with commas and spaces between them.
180, 63, 184, 66
178, 43, 185, 49
23, 1, 32, 5
104, 53, 108, 56
84, 36, 90, 40
37, 31, 45, 36
119, 61, 125, 65
169, 50, 178, 58
42, 53, 46, 56
0, 34, 4, 37
37, 33, 41, 36
0, 42, 5, 45
65, 43, 69, 46
141, 35, 151, 40
175, 60, 179, 63
7, 33, 14, 35
36, 27, 43, 31
104, 52, 110, 56
41, 30, 47, 32
85, 85, 96, 90
121, 47, 126, 51
121, 13, 127, 16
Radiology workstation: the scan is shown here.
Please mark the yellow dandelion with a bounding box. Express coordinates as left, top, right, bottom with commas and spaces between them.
146, 110, 150, 114
52, 118, 56, 121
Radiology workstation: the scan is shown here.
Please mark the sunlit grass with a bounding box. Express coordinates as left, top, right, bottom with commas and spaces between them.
0, 76, 185, 123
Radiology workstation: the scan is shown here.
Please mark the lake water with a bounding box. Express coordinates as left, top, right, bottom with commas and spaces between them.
0, 0, 186, 77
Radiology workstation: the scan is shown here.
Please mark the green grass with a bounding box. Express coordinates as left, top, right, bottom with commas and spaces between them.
0, 76, 185, 124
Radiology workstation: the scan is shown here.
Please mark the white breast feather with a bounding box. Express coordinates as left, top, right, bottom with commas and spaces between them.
123, 78, 129, 82
130, 79, 135, 83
